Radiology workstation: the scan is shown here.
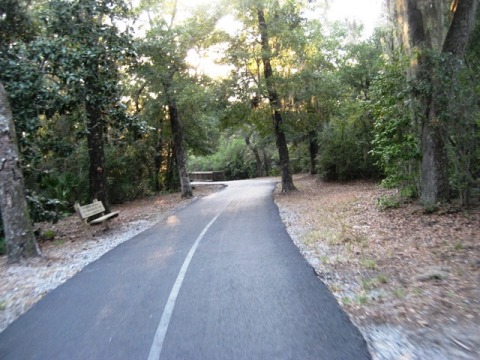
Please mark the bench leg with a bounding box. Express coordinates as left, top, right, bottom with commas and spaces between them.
82, 222, 94, 239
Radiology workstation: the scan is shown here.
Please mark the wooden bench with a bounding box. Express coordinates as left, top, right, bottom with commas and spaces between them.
74, 199, 119, 233
189, 171, 225, 182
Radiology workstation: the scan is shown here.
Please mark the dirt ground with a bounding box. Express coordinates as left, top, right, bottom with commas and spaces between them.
1, 178, 479, 359
274, 174, 480, 359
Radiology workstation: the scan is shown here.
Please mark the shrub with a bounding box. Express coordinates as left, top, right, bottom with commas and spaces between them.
26, 191, 66, 223
289, 143, 311, 174
369, 55, 419, 194
39, 172, 81, 211
106, 143, 154, 203
376, 194, 400, 210
317, 113, 379, 181
189, 137, 257, 180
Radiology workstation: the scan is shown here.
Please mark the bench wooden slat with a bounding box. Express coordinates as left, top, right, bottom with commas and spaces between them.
77, 201, 106, 219
89, 211, 119, 225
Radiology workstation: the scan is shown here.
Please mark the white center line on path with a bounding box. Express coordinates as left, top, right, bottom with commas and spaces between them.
147, 207, 227, 360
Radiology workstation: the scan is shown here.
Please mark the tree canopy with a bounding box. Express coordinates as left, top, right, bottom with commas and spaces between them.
1, 0, 479, 259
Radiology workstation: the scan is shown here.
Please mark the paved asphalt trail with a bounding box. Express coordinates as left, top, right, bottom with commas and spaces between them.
0, 179, 371, 359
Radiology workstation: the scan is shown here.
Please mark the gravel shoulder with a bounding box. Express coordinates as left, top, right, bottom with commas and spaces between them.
274, 174, 480, 360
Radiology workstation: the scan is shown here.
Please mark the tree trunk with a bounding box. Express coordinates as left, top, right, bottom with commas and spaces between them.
395, 0, 478, 206
442, 0, 478, 56
153, 115, 164, 192
0, 82, 41, 262
257, 8, 296, 192
162, 71, 192, 198
422, 0, 478, 205
154, 136, 163, 192
308, 130, 319, 175
244, 132, 263, 177
166, 97, 192, 198
263, 149, 270, 176
396, 0, 448, 205
165, 142, 178, 191
85, 74, 110, 212
439, 0, 479, 206
420, 106, 450, 205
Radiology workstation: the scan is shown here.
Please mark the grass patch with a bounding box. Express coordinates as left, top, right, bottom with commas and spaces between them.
41, 230, 56, 241
361, 274, 388, 291
329, 283, 342, 293
393, 287, 406, 298
423, 204, 438, 214
304, 230, 321, 246
376, 274, 388, 284
329, 223, 368, 248
361, 278, 375, 291
356, 292, 369, 305
360, 258, 377, 270
342, 297, 352, 305
413, 287, 422, 296
376, 195, 400, 210
453, 241, 464, 251
320, 255, 330, 264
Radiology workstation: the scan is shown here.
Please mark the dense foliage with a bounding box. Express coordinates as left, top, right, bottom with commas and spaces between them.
1, 0, 479, 249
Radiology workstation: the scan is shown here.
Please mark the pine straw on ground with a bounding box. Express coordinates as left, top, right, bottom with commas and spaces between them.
275, 174, 480, 359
